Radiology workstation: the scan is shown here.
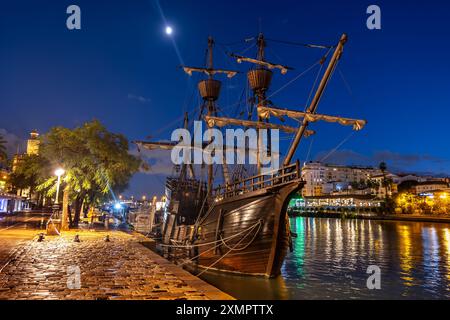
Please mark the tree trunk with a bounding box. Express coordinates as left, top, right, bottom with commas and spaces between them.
73, 200, 81, 227
61, 186, 70, 231
72, 194, 85, 228
68, 204, 73, 227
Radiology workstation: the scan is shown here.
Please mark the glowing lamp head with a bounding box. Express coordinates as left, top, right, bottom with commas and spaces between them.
165, 26, 173, 35
114, 203, 122, 210
54, 168, 65, 177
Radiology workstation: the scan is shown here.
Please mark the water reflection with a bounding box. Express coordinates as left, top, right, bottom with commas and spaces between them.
442, 228, 450, 284
199, 217, 450, 299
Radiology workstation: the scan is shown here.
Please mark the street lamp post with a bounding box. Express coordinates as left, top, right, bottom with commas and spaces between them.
54, 168, 65, 204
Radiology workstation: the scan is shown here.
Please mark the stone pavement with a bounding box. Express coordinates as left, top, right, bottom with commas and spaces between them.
0, 230, 233, 300
0, 230, 37, 271
0, 211, 51, 269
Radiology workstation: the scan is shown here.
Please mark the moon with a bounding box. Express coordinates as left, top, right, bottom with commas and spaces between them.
165, 26, 173, 35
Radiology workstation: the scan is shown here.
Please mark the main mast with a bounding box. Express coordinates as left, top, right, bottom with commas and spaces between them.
254, 34, 270, 174
232, 33, 291, 174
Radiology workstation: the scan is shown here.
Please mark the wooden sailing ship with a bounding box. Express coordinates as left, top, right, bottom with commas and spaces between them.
135, 33, 367, 277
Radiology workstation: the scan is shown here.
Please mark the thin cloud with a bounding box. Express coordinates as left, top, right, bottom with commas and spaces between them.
373, 150, 446, 166
0, 128, 25, 157
313, 149, 449, 175
128, 93, 151, 104
130, 146, 173, 175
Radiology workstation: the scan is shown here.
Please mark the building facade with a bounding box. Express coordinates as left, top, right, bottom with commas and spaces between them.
0, 192, 25, 213
0, 168, 9, 193
413, 181, 449, 195
301, 161, 380, 197
304, 195, 382, 209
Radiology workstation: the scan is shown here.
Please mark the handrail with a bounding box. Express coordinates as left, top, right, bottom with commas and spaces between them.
212, 160, 301, 199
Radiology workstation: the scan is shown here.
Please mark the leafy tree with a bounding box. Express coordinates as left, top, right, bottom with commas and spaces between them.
378, 162, 396, 213
379, 161, 388, 199
9, 154, 50, 205
35, 120, 142, 227
366, 179, 379, 190
397, 180, 418, 193
0, 135, 7, 163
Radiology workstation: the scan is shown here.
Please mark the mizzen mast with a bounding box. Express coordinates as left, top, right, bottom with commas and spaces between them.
183, 36, 238, 192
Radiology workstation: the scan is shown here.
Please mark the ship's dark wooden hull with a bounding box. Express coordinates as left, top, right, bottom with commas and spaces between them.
192, 181, 302, 277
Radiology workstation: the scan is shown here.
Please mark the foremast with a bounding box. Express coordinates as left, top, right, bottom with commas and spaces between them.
283, 33, 348, 165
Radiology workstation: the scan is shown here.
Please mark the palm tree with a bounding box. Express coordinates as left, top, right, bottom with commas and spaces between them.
0, 135, 7, 163
379, 161, 389, 206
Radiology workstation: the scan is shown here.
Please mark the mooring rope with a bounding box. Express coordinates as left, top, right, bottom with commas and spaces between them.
219, 219, 262, 251
196, 221, 262, 277
162, 220, 263, 273
160, 220, 261, 249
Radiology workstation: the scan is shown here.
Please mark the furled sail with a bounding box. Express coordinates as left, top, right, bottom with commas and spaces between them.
182, 66, 238, 78
257, 106, 367, 131
230, 54, 293, 75
204, 115, 315, 137
134, 140, 274, 155
134, 141, 177, 151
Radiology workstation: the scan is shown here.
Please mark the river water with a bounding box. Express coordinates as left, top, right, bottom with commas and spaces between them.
199, 217, 450, 299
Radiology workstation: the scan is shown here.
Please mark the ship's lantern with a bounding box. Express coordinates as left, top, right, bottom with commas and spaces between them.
198, 79, 222, 101
247, 69, 273, 93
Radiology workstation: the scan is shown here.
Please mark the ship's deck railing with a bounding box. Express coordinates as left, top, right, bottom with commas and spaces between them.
166, 177, 207, 191
212, 160, 301, 200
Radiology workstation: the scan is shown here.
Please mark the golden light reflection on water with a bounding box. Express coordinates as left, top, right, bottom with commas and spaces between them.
398, 224, 414, 286
335, 219, 343, 263
325, 218, 331, 259
202, 217, 450, 299
371, 223, 383, 259
441, 228, 450, 282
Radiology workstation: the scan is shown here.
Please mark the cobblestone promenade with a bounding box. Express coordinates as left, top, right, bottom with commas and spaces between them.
0, 230, 233, 300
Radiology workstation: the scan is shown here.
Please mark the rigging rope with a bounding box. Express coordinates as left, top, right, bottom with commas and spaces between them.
337, 66, 363, 110
305, 136, 314, 163
284, 47, 338, 163
304, 49, 332, 110
266, 38, 334, 49
319, 131, 355, 163
266, 59, 321, 100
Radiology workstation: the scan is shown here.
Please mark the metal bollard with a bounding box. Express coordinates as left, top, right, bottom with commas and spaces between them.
37, 233, 45, 242
74, 234, 80, 242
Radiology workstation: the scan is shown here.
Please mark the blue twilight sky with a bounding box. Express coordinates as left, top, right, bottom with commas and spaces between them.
1, 0, 449, 197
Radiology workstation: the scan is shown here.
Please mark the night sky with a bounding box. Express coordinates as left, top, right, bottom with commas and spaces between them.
1, 0, 449, 198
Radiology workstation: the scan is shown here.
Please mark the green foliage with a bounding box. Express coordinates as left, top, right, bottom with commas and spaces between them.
9, 155, 50, 191
0, 135, 7, 163
37, 120, 142, 203
349, 178, 380, 191
396, 191, 450, 215
397, 180, 418, 193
